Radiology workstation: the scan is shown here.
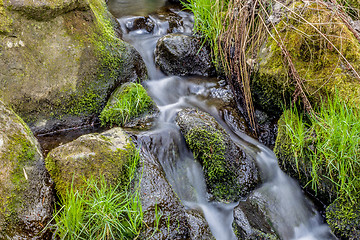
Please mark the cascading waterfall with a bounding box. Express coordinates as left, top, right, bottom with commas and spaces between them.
115, 6, 336, 240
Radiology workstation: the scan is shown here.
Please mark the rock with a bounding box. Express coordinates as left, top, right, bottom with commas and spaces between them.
138, 149, 191, 239
274, 110, 337, 204
45, 127, 135, 197
326, 200, 360, 240
176, 108, 260, 201
233, 203, 279, 240
100, 82, 159, 129
124, 16, 155, 33
167, 0, 188, 4
0, 100, 54, 239
252, 1, 360, 115
0, 0, 147, 135
155, 33, 214, 76
186, 210, 214, 240
6, 0, 89, 21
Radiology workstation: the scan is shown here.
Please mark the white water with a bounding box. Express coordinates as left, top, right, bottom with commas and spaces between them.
115, 6, 336, 240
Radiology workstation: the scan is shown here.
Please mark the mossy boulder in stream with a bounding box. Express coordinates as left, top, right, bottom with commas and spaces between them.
45, 127, 135, 197
0, 100, 54, 239
176, 108, 259, 202
252, 1, 360, 115
0, 0, 147, 134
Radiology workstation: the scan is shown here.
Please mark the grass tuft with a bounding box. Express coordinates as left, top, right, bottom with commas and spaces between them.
100, 83, 154, 127
281, 93, 360, 204
49, 150, 143, 240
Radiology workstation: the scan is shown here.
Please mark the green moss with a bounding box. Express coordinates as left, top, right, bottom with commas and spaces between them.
0, 0, 12, 33
185, 125, 239, 201
0, 132, 36, 224
254, 2, 360, 113
100, 83, 155, 127
326, 199, 360, 239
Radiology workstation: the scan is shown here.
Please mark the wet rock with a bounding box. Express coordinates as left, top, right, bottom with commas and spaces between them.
45, 127, 135, 197
138, 150, 191, 239
176, 108, 260, 202
155, 33, 214, 76
186, 210, 214, 240
124, 16, 155, 33
252, 1, 360, 115
167, 0, 188, 4
0, 100, 54, 239
326, 200, 360, 240
233, 203, 279, 240
0, 0, 147, 135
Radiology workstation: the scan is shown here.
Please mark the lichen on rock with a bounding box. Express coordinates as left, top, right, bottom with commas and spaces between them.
45, 127, 135, 197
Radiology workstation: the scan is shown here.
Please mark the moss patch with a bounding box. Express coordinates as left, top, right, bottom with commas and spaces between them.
253, 2, 360, 114
326, 199, 360, 239
100, 83, 155, 127
0, 0, 12, 33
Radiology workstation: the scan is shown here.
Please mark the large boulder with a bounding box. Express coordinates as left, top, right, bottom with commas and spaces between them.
155, 33, 214, 76
252, 1, 360, 115
45, 127, 135, 197
176, 108, 260, 202
0, 0, 147, 134
0, 100, 54, 239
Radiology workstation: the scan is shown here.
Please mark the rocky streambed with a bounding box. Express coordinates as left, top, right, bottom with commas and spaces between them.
0, 0, 358, 239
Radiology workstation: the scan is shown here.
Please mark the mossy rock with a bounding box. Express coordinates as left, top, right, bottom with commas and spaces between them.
0, 100, 54, 239
0, 0, 147, 134
45, 127, 135, 197
252, 1, 360, 115
326, 200, 360, 239
176, 108, 259, 202
100, 82, 159, 129
274, 110, 337, 204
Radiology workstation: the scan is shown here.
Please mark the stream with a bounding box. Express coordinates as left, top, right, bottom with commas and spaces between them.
114, 4, 337, 240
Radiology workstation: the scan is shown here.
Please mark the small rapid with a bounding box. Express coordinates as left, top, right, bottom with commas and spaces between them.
115, 5, 336, 240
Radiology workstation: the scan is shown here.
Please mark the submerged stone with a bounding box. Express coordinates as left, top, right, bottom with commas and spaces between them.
0, 100, 54, 239
45, 127, 135, 197
176, 108, 260, 202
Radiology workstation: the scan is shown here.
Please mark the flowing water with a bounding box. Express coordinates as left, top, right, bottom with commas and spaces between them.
115, 5, 338, 240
